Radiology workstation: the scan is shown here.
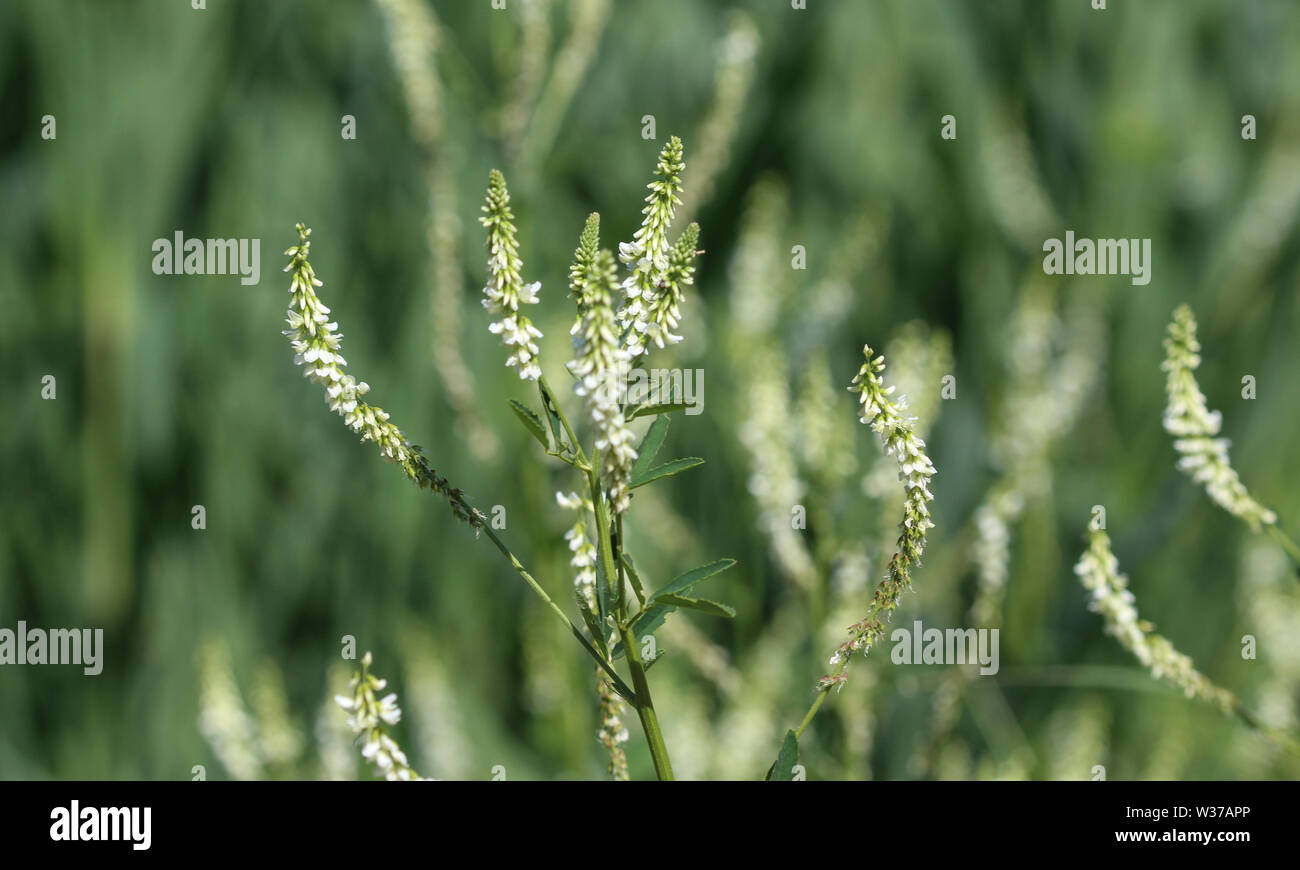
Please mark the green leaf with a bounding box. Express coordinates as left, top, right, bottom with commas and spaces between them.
620, 552, 647, 604
632, 603, 673, 639
612, 558, 737, 659
654, 594, 736, 618
575, 591, 608, 660
507, 399, 549, 449
537, 381, 566, 449
628, 402, 681, 420
567, 625, 635, 705
630, 457, 704, 489
649, 558, 736, 601
767, 730, 800, 781
630, 415, 671, 480
610, 603, 669, 659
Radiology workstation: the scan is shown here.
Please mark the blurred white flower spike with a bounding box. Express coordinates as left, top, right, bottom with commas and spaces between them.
1162, 305, 1277, 531
1074, 531, 1236, 713
335, 652, 429, 781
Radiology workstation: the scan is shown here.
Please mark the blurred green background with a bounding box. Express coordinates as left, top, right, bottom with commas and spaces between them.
3, 0, 1300, 780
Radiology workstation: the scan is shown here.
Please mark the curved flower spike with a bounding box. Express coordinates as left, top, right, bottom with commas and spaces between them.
283, 224, 478, 527
819, 346, 937, 689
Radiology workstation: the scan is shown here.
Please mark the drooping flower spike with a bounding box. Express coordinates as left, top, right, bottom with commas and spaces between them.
283, 224, 478, 526
1162, 304, 1276, 531
819, 345, 937, 689
1074, 530, 1236, 713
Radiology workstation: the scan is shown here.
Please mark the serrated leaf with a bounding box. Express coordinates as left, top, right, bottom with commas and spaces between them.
630, 457, 704, 489
767, 730, 800, 781
507, 399, 549, 449
649, 558, 736, 602
654, 594, 736, 618
628, 402, 681, 420
630, 415, 671, 480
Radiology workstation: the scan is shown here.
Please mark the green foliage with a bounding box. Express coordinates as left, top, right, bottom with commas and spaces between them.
6, 0, 1300, 782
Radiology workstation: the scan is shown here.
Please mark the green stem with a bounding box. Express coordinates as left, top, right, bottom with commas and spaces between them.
1232, 700, 1300, 758
588, 464, 619, 621
791, 592, 895, 742
467, 501, 634, 703
614, 514, 627, 615
586, 461, 674, 780
619, 622, 675, 781
545, 374, 674, 778
540, 375, 588, 466
794, 686, 832, 740
1265, 524, 1300, 570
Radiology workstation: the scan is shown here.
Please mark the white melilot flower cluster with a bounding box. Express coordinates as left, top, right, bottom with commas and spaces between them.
557, 491, 598, 610
334, 652, 429, 781
862, 323, 950, 502
480, 170, 543, 381
572, 249, 638, 513
284, 230, 379, 447
1074, 531, 1236, 714
1162, 304, 1276, 531
821, 347, 937, 690
641, 222, 700, 351
596, 668, 630, 781
619, 137, 686, 356
283, 224, 476, 525
852, 348, 937, 556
